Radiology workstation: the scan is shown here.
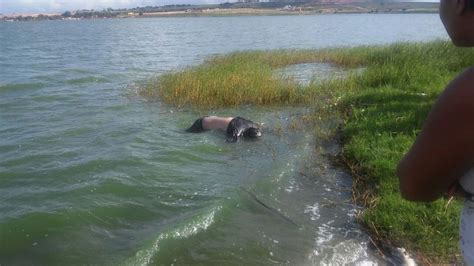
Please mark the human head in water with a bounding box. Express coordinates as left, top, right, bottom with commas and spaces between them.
186, 116, 261, 142
439, 0, 474, 46
242, 127, 261, 138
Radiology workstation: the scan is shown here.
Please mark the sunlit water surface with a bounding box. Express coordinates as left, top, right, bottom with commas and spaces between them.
0, 14, 447, 264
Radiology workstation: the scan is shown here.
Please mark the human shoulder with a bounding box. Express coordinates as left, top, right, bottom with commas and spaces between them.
397, 67, 474, 201
425, 66, 474, 154
447, 66, 474, 97
435, 67, 474, 118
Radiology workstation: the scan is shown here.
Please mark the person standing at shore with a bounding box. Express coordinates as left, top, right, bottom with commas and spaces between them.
397, 0, 474, 263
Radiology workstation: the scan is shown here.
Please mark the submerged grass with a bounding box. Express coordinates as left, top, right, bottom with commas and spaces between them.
140, 40, 474, 263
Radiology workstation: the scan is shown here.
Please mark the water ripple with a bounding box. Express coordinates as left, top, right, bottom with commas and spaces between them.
0, 82, 45, 92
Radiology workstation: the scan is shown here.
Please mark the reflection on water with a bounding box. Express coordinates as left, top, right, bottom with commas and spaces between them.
274, 63, 365, 86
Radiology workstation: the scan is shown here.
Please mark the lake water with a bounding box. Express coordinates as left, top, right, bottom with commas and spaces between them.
0, 14, 447, 265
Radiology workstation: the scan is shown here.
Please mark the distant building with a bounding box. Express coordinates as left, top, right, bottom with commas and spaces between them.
268, 0, 310, 3
314, 0, 369, 2
269, 0, 364, 2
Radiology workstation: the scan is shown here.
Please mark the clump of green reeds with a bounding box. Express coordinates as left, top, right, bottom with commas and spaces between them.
141, 57, 300, 107
139, 48, 368, 108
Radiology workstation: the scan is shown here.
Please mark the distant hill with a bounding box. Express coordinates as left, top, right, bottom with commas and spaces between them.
315, 0, 422, 2
1, 0, 438, 21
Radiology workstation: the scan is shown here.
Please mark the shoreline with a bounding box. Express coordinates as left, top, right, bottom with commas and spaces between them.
0, 11, 440, 22
141, 41, 464, 263
1, 3, 439, 22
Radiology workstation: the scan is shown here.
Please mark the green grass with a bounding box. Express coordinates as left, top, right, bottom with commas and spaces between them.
140, 48, 368, 108
334, 41, 471, 262
140, 40, 474, 263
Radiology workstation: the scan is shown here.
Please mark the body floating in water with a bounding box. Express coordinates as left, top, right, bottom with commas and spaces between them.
186, 116, 261, 142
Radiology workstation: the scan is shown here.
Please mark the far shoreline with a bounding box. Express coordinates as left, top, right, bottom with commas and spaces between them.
0, 2, 439, 22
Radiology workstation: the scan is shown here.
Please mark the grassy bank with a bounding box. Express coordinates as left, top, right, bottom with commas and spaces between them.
140, 40, 473, 263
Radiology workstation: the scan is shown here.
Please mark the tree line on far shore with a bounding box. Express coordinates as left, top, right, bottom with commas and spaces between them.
1, 4, 222, 21
1, 1, 439, 22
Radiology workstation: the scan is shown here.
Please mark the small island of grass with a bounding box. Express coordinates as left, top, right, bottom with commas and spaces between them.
140, 40, 472, 263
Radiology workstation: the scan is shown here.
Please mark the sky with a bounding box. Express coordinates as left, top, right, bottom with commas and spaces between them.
0, 0, 439, 15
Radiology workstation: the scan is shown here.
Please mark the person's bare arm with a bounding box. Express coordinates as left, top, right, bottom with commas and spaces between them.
397, 68, 474, 202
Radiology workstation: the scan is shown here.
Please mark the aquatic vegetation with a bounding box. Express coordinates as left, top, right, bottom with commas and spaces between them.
141, 40, 474, 263
139, 48, 368, 108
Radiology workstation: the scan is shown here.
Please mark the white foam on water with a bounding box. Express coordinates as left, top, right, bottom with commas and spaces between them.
347, 207, 360, 218
396, 248, 417, 266
355, 260, 378, 266
128, 206, 220, 266
314, 239, 372, 266
285, 180, 295, 193
304, 203, 321, 221
306, 199, 382, 265
315, 224, 334, 246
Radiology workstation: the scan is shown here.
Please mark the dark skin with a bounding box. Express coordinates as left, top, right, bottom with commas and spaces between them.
397, 0, 474, 202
